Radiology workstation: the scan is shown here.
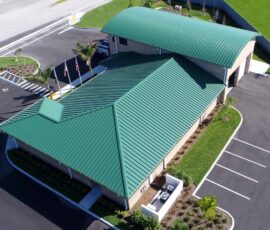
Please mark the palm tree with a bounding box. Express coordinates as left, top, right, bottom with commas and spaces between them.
27, 68, 52, 91
72, 42, 97, 76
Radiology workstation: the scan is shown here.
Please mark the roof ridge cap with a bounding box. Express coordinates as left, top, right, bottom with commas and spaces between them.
111, 104, 129, 198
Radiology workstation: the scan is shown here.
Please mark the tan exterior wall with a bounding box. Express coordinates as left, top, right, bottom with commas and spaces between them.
227, 40, 256, 78
187, 57, 226, 82
108, 35, 168, 55
127, 98, 218, 209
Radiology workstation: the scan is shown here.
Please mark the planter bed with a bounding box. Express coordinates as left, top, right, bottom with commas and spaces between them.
8, 148, 90, 202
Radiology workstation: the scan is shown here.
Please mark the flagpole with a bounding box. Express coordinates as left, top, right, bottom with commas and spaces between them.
53, 67, 62, 96
65, 61, 73, 91
75, 56, 83, 85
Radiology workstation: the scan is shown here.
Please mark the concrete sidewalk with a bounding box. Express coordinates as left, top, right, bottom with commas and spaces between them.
0, 0, 111, 42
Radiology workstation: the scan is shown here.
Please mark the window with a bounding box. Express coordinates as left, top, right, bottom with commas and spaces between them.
119, 37, 128, 46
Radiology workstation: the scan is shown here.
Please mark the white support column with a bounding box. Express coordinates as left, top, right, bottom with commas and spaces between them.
115, 36, 119, 53
67, 167, 73, 179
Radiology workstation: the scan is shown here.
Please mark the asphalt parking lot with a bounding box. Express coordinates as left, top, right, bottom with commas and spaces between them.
195, 73, 270, 230
0, 77, 41, 122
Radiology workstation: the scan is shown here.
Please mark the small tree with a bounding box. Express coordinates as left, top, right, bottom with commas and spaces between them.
199, 196, 217, 222
186, 0, 192, 11
128, 0, 133, 7
73, 42, 97, 76
143, 0, 154, 8
14, 48, 22, 62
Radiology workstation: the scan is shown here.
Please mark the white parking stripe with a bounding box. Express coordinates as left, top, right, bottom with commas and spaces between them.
216, 164, 259, 183
233, 138, 270, 154
206, 179, 251, 200
225, 150, 266, 168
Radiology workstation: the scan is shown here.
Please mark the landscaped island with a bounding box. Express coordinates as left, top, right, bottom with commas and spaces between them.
0, 56, 39, 76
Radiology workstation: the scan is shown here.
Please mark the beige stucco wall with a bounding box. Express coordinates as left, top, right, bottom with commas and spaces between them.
187, 57, 226, 82
127, 98, 218, 209
108, 35, 168, 55
227, 40, 256, 78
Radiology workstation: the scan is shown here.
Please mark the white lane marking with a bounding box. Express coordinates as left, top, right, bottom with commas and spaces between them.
0, 18, 68, 53
225, 150, 266, 168
58, 27, 73, 35
28, 85, 39, 91
20, 82, 30, 88
32, 86, 42, 92
24, 83, 35, 90
205, 179, 251, 200
43, 92, 50, 97
233, 138, 270, 154
1, 24, 69, 57
216, 163, 259, 183
36, 88, 47, 94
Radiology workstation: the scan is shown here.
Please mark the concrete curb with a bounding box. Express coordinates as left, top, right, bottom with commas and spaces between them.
192, 106, 243, 230
4, 140, 119, 230
23, 55, 40, 75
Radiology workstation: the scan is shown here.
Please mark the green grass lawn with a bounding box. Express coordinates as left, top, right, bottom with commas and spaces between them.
226, 0, 270, 40
174, 103, 241, 185
0, 56, 38, 69
76, 0, 211, 28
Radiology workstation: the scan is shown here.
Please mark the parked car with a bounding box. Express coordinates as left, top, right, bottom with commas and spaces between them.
97, 40, 110, 56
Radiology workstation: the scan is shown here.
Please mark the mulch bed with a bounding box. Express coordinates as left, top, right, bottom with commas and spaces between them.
0, 64, 37, 76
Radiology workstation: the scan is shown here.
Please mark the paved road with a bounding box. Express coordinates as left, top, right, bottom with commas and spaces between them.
195, 73, 270, 230
0, 0, 111, 42
0, 133, 111, 230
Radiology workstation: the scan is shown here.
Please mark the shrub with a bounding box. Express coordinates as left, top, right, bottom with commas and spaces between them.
170, 219, 189, 230
199, 196, 217, 222
222, 218, 228, 224
130, 210, 161, 229
183, 216, 190, 222
168, 167, 193, 187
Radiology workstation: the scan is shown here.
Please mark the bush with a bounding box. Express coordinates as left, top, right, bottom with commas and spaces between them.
168, 167, 193, 187
130, 210, 161, 229
170, 219, 189, 230
199, 196, 217, 222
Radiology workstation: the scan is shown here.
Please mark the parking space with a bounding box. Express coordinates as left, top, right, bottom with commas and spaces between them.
195, 73, 270, 230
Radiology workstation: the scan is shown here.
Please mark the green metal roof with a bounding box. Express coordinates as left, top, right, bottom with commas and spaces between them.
0, 53, 225, 198
102, 7, 258, 68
